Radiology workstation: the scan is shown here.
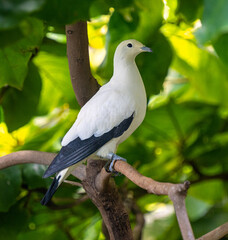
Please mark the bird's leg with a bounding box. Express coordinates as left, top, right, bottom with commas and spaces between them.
105, 153, 127, 175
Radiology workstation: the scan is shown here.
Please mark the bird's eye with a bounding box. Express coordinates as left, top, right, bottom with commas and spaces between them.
127, 43, 132, 48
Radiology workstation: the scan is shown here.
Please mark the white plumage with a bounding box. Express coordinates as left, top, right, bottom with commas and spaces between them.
41, 39, 152, 205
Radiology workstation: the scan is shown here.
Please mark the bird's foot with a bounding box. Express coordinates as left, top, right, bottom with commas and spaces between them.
105, 153, 127, 176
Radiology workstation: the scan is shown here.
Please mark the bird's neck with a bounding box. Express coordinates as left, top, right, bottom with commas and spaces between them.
112, 58, 142, 87
113, 57, 135, 76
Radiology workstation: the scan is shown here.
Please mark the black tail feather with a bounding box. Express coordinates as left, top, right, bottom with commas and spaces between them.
40, 176, 60, 205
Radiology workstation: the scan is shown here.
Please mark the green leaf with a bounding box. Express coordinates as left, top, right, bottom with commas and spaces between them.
0, 27, 24, 47
137, 32, 172, 95
89, 0, 110, 18
33, 40, 79, 110
17, 229, 69, 240
0, 204, 28, 240
188, 180, 225, 204
195, 0, 228, 44
0, 18, 44, 89
1, 62, 42, 131
16, 109, 77, 152
213, 33, 228, 67
186, 195, 212, 221
0, 166, 22, 212
176, 0, 203, 23
0, 106, 3, 122
0, 0, 45, 30
192, 204, 228, 238
168, 35, 228, 106
35, 0, 94, 25
22, 164, 51, 190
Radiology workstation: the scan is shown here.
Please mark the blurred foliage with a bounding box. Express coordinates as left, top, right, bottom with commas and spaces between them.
0, 0, 228, 239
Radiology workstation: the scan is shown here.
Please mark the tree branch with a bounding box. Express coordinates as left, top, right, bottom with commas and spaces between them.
1, 152, 228, 239
65, 21, 100, 107
196, 222, 228, 240
82, 159, 134, 240
113, 160, 194, 240
0, 150, 54, 168
0, 151, 86, 181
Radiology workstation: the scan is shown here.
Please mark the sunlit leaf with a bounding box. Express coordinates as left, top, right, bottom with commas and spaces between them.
34, 40, 79, 110
168, 35, 228, 106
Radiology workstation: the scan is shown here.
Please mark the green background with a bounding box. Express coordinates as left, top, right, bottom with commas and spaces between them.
0, 0, 228, 239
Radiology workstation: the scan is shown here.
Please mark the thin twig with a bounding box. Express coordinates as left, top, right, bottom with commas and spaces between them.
132, 201, 145, 240
63, 179, 82, 187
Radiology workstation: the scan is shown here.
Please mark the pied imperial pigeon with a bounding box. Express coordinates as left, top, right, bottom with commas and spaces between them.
41, 39, 152, 205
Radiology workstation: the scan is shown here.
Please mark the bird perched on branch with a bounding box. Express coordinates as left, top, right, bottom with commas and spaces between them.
41, 39, 152, 205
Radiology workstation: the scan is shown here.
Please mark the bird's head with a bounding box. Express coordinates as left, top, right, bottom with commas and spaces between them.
114, 39, 152, 63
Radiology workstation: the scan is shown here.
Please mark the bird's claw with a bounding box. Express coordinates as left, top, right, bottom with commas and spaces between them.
105, 153, 127, 176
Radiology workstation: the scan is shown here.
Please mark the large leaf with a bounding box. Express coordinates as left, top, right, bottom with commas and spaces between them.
0, 18, 44, 89
0, 166, 22, 212
195, 0, 228, 44
1, 62, 42, 131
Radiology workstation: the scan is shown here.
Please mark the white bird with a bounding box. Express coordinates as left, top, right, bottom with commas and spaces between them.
41, 39, 152, 205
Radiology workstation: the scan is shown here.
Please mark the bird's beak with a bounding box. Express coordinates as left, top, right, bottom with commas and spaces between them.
141, 46, 152, 52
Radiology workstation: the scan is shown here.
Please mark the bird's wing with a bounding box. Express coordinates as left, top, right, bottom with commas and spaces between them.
62, 86, 135, 144
43, 88, 135, 178
43, 113, 134, 178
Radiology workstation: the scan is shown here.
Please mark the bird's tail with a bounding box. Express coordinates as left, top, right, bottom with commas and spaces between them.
41, 167, 73, 205
40, 175, 60, 205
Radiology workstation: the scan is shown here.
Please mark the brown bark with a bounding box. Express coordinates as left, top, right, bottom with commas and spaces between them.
81, 159, 133, 240
65, 21, 100, 107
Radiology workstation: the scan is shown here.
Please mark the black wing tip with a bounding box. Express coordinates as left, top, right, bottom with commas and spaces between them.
42, 169, 54, 179
40, 176, 60, 205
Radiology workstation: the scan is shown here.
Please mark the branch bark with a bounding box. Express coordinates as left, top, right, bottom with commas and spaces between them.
0, 150, 86, 181
114, 160, 194, 240
65, 21, 100, 107
196, 222, 228, 240
82, 159, 134, 240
